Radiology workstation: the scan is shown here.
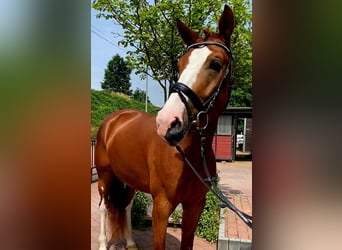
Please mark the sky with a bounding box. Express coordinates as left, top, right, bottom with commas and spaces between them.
91, 8, 165, 107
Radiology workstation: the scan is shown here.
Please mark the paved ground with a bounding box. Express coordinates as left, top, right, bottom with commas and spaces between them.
216, 161, 252, 241
91, 160, 252, 249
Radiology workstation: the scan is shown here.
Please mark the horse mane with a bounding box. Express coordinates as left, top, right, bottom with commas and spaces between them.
200, 28, 229, 45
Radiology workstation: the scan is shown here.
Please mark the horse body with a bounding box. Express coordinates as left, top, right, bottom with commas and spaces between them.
97, 109, 208, 194
95, 5, 234, 250
96, 110, 153, 193
96, 109, 214, 249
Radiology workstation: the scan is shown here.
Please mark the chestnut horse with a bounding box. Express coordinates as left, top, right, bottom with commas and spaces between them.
95, 5, 234, 250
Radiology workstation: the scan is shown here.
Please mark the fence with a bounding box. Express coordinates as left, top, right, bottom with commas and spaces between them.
91, 138, 98, 182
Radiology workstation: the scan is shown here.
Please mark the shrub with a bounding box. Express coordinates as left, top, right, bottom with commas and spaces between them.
195, 188, 221, 243
170, 208, 182, 226
196, 174, 221, 243
131, 191, 149, 228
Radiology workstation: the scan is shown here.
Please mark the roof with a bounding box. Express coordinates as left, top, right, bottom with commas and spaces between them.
222, 107, 252, 118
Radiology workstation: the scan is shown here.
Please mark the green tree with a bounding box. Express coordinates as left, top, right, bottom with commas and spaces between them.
101, 54, 132, 95
93, 0, 252, 106
132, 88, 151, 104
228, 0, 252, 107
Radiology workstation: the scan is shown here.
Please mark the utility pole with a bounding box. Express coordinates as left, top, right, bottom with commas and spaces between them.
145, 73, 148, 112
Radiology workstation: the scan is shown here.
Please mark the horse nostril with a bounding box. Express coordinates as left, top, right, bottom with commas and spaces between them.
164, 118, 185, 146
170, 118, 182, 130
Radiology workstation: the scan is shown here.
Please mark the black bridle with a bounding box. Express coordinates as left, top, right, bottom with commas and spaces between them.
171, 42, 253, 228
170, 41, 234, 129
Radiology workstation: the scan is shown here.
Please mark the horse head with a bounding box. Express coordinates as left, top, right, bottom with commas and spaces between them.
156, 5, 235, 146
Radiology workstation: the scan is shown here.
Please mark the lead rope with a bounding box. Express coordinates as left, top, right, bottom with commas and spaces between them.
175, 128, 252, 229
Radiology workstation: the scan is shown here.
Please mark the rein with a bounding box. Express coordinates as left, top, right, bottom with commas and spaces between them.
173, 42, 252, 229
176, 130, 253, 229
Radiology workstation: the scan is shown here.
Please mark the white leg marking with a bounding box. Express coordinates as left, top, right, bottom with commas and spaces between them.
125, 196, 137, 248
98, 202, 107, 250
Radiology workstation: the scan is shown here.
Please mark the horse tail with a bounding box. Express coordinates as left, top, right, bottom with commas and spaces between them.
104, 175, 130, 240
95, 128, 135, 241
98, 173, 135, 242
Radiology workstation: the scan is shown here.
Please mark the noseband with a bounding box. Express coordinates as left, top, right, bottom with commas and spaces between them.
170, 41, 233, 129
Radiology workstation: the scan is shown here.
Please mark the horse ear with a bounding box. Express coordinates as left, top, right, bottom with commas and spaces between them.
218, 5, 235, 45
176, 19, 199, 46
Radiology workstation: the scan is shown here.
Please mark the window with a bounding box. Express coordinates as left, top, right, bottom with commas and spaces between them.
216, 115, 232, 135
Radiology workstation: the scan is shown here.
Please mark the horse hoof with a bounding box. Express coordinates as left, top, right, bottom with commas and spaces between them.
106, 240, 126, 250
126, 244, 138, 250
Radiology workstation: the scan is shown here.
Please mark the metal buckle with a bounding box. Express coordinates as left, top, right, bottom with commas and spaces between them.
195, 111, 209, 130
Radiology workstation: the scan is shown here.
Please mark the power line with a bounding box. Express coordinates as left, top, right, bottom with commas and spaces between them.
91, 28, 126, 52
91, 28, 117, 47
91, 24, 120, 41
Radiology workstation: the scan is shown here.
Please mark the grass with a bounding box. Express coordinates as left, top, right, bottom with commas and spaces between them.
91, 89, 160, 137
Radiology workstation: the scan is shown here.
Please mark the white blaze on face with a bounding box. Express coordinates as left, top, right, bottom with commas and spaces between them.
178, 47, 212, 87
156, 47, 212, 138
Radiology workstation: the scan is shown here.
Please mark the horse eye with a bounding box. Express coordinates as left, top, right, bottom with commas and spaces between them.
209, 60, 222, 72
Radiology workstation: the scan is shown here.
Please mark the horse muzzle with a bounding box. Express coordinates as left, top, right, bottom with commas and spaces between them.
156, 115, 186, 146
156, 99, 188, 146
163, 118, 186, 146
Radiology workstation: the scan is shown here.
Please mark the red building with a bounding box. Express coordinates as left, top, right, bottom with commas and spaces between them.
212, 107, 252, 161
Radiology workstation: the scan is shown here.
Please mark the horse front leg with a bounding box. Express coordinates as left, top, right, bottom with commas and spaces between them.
151, 195, 173, 250
180, 199, 206, 250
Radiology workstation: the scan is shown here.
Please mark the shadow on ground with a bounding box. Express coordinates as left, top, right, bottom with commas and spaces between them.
133, 228, 181, 250
235, 150, 252, 161
218, 184, 243, 196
